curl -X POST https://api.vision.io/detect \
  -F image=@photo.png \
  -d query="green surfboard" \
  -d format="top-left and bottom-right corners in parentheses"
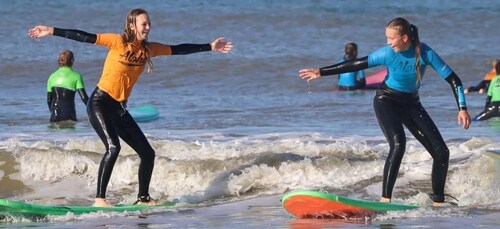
top-left (0, 198), bottom-right (175, 217)
top-left (485, 149), bottom-right (500, 160)
top-left (282, 190), bottom-right (419, 218)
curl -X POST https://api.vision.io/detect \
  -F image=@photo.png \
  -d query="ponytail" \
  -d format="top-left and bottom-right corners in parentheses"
top-left (411, 24), bottom-right (422, 84)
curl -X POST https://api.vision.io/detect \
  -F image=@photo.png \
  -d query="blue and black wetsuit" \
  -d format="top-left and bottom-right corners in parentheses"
top-left (337, 57), bottom-right (366, 91)
top-left (319, 43), bottom-right (467, 203)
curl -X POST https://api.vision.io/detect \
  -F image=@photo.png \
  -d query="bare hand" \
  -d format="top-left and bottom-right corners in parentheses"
top-left (458, 110), bottom-right (471, 129)
top-left (299, 68), bottom-right (321, 81)
top-left (211, 37), bottom-right (233, 53)
top-left (28, 25), bottom-right (53, 38)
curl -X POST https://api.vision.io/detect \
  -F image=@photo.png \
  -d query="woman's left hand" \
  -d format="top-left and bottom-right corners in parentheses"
top-left (211, 37), bottom-right (233, 53)
top-left (458, 110), bottom-right (471, 129)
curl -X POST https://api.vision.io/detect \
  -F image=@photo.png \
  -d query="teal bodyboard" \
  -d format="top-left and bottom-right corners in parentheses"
top-left (129, 105), bottom-right (159, 122)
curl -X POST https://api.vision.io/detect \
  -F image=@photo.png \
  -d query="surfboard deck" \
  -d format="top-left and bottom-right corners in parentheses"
top-left (282, 190), bottom-right (418, 219)
top-left (129, 105), bottom-right (159, 122)
top-left (485, 150), bottom-right (500, 160)
top-left (0, 198), bottom-right (175, 217)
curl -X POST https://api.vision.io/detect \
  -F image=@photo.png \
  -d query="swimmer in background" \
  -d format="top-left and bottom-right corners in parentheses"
top-left (47, 50), bottom-right (88, 127)
top-left (464, 59), bottom-right (499, 94)
top-left (473, 61), bottom-right (500, 121)
top-left (337, 43), bottom-right (366, 91)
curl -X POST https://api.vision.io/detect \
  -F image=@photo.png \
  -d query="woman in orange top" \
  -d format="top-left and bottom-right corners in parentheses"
top-left (464, 59), bottom-right (499, 94)
top-left (29, 8), bottom-right (233, 207)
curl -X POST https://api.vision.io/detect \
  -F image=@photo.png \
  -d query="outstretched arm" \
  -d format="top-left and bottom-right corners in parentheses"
top-left (445, 72), bottom-right (471, 129)
top-left (170, 37), bottom-right (233, 55)
top-left (28, 26), bottom-right (96, 44)
top-left (299, 57), bottom-right (369, 81)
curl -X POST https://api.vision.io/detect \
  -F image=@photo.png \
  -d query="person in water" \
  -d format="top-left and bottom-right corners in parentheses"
top-left (473, 61), bottom-right (500, 121)
top-left (464, 59), bottom-right (499, 94)
top-left (337, 43), bottom-right (366, 91)
top-left (29, 8), bottom-right (233, 207)
top-left (299, 17), bottom-right (471, 206)
top-left (47, 50), bottom-right (88, 126)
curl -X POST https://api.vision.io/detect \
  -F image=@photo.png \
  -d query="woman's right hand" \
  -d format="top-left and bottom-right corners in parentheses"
top-left (299, 68), bottom-right (321, 81)
top-left (28, 26), bottom-right (53, 38)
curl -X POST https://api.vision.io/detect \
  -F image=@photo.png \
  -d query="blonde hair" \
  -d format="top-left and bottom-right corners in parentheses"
top-left (124, 8), bottom-right (153, 74)
top-left (387, 18), bottom-right (421, 84)
top-left (58, 50), bottom-right (74, 67)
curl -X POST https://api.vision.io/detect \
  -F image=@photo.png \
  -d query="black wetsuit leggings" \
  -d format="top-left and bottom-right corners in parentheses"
top-left (87, 88), bottom-right (155, 199)
top-left (373, 84), bottom-right (449, 202)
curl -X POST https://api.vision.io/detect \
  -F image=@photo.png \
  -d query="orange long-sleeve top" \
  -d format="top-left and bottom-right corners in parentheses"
top-left (95, 34), bottom-right (172, 102)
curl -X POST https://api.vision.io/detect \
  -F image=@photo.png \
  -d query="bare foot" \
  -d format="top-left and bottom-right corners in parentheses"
top-left (380, 197), bottom-right (391, 203)
top-left (464, 88), bottom-right (469, 94)
top-left (479, 88), bottom-right (485, 93)
top-left (432, 202), bottom-right (442, 207)
top-left (93, 198), bottom-right (113, 207)
top-left (135, 198), bottom-right (165, 206)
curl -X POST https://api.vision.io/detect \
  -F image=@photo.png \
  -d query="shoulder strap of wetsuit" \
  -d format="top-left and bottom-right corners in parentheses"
top-left (53, 27), bottom-right (97, 44)
top-left (319, 56), bottom-right (369, 76)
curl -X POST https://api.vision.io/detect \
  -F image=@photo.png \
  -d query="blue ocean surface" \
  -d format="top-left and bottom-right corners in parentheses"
top-left (0, 0), bottom-right (499, 228)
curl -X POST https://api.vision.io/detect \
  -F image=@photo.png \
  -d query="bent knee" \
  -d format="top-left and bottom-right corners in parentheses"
top-left (140, 149), bottom-right (156, 162)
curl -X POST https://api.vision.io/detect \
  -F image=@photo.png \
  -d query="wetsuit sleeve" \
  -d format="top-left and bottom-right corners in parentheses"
top-left (319, 57), bottom-right (369, 76)
top-left (423, 44), bottom-right (453, 78)
top-left (47, 92), bottom-right (52, 111)
top-left (170, 43), bottom-right (211, 55)
top-left (445, 72), bottom-right (467, 111)
top-left (52, 27), bottom-right (97, 44)
top-left (77, 88), bottom-right (89, 105)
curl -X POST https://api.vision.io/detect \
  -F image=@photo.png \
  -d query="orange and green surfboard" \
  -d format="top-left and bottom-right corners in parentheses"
top-left (282, 190), bottom-right (419, 218)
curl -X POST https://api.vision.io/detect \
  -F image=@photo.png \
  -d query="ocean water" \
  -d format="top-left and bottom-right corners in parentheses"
top-left (1, 0), bottom-right (499, 228)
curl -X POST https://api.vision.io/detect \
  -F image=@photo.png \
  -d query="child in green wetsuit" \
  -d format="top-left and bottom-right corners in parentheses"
top-left (474, 61), bottom-right (500, 121)
top-left (47, 50), bottom-right (88, 124)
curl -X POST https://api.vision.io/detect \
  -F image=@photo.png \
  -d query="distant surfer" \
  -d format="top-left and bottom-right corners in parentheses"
top-left (47, 50), bottom-right (88, 127)
top-left (337, 43), bottom-right (366, 91)
top-left (29, 8), bottom-right (233, 207)
top-left (299, 17), bottom-right (471, 206)
top-left (464, 59), bottom-right (499, 94)
top-left (473, 60), bottom-right (500, 121)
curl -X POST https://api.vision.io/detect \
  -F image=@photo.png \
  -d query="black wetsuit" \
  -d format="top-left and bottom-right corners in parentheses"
top-left (48, 87), bottom-right (88, 122)
top-left (47, 66), bottom-right (88, 123)
top-left (52, 27), bottom-right (212, 200)
top-left (373, 83), bottom-right (449, 200)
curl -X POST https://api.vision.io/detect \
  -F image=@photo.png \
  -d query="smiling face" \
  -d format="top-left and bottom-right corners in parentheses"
top-left (385, 27), bottom-right (410, 52)
top-left (130, 13), bottom-right (151, 41)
